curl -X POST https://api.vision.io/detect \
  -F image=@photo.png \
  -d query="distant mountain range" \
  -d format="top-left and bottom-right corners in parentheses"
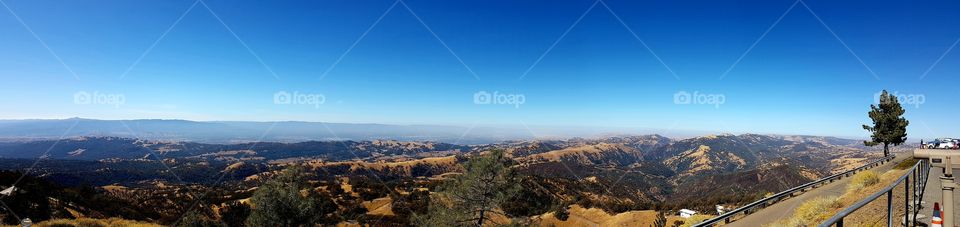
top-left (0, 118), bottom-right (875, 145)
top-left (0, 118), bottom-right (537, 144)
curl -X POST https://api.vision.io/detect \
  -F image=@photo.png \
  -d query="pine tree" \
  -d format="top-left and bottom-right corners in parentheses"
top-left (863, 90), bottom-right (909, 157)
top-left (219, 201), bottom-right (250, 227)
top-left (175, 211), bottom-right (224, 227)
top-left (245, 166), bottom-right (338, 226)
top-left (414, 149), bottom-right (520, 226)
top-left (391, 189), bottom-right (429, 221)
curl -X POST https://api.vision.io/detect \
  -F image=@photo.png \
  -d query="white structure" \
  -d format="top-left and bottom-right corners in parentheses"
top-left (0, 186), bottom-right (15, 196)
top-left (716, 205), bottom-right (726, 215)
top-left (679, 209), bottom-right (697, 218)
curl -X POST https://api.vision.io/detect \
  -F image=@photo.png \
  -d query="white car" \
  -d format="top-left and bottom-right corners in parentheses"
top-left (937, 140), bottom-right (958, 149)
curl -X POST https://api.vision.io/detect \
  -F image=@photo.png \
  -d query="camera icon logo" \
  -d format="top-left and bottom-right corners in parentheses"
top-left (474, 91), bottom-right (492, 104)
top-left (673, 91), bottom-right (691, 104)
top-left (274, 91), bottom-right (292, 104)
top-left (73, 91), bottom-right (91, 105)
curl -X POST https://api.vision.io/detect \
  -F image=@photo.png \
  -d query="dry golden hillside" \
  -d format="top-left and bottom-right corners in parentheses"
top-left (519, 143), bottom-right (641, 165)
top-left (537, 205), bottom-right (707, 227)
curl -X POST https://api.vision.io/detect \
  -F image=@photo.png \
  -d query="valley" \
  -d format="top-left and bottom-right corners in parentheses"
top-left (0, 134), bottom-right (887, 226)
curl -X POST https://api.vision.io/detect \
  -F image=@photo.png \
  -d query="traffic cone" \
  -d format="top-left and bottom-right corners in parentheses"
top-left (933, 202), bottom-right (943, 227)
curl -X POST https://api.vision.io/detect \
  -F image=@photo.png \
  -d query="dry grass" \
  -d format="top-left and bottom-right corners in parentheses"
top-left (362, 197), bottom-right (394, 216)
top-left (830, 158), bottom-right (869, 173)
top-left (847, 170), bottom-right (880, 193)
top-left (770, 167), bottom-right (911, 227)
top-left (520, 143), bottom-right (638, 164)
top-left (767, 196), bottom-right (843, 227)
top-left (893, 158), bottom-right (920, 170)
top-left (679, 214), bottom-right (714, 227)
top-left (536, 205), bottom-right (711, 227)
top-left (836, 170), bottom-right (910, 226)
top-left (304, 156), bottom-right (460, 176)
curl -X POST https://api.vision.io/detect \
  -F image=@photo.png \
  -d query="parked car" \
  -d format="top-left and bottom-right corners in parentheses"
top-left (921, 138), bottom-right (960, 149)
top-left (923, 140), bottom-right (941, 149)
top-left (937, 139), bottom-right (958, 149)
top-left (945, 138), bottom-right (957, 148)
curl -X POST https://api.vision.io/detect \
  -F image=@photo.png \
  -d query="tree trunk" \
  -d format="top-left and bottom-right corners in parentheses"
top-left (477, 209), bottom-right (485, 227)
top-left (883, 143), bottom-right (889, 157)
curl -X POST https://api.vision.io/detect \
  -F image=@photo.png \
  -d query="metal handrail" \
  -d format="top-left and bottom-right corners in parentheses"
top-left (819, 159), bottom-right (929, 227)
top-left (694, 155), bottom-right (895, 227)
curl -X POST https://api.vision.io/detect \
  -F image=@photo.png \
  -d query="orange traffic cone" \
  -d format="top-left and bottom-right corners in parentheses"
top-left (933, 202), bottom-right (943, 227)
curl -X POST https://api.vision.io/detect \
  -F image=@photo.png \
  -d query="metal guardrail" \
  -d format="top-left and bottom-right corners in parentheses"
top-left (819, 159), bottom-right (930, 227)
top-left (694, 155), bottom-right (896, 227)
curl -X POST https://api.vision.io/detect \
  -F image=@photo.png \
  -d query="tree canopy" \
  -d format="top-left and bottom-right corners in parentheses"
top-left (863, 90), bottom-right (909, 157)
top-left (415, 150), bottom-right (521, 226)
top-left (245, 166), bottom-right (337, 227)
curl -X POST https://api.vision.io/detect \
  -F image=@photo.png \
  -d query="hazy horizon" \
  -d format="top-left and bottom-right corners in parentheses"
top-left (0, 117), bottom-right (899, 144)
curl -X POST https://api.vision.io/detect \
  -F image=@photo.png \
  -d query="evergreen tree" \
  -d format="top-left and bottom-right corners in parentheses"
top-left (414, 149), bottom-right (520, 226)
top-left (245, 166), bottom-right (338, 226)
top-left (552, 205), bottom-right (570, 221)
top-left (219, 202), bottom-right (250, 227)
top-left (0, 172), bottom-right (53, 225)
top-left (502, 176), bottom-right (558, 217)
top-left (863, 90), bottom-right (909, 157)
top-left (391, 189), bottom-right (429, 221)
top-left (176, 210), bottom-right (224, 227)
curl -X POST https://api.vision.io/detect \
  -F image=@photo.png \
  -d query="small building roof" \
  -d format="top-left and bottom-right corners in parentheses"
top-left (0, 186), bottom-right (16, 196)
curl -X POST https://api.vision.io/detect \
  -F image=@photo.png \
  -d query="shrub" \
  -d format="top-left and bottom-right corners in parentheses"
top-left (767, 196), bottom-right (842, 227)
top-left (794, 196), bottom-right (841, 221)
top-left (848, 170), bottom-right (880, 192)
top-left (175, 211), bottom-right (224, 227)
top-left (894, 159), bottom-right (920, 170)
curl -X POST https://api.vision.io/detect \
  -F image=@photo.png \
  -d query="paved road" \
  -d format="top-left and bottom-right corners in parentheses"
top-left (918, 166), bottom-right (960, 226)
top-left (727, 155), bottom-right (908, 227)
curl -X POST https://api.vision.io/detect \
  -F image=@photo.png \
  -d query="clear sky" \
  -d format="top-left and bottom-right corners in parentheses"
top-left (0, 0), bottom-right (958, 139)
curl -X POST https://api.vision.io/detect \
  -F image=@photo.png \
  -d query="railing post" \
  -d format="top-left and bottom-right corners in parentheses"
top-left (905, 174), bottom-right (909, 227)
top-left (913, 167), bottom-right (919, 227)
top-left (887, 190), bottom-right (893, 227)
top-left (837, 218), bottom-right (843, 227)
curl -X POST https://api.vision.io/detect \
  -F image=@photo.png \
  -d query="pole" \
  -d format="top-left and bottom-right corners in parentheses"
top-left (888, 190), bottom-right (894, 227)
top-left (914, 166), bottom-right (919, 227)
top-left (943, 156), bottom-right (955, 227)
top-left (946, 156), bottom-right (954, 177)
top-left (905, 175), bottom-right (910, 226)
top-left (944, 181), bottom-right (954, 227)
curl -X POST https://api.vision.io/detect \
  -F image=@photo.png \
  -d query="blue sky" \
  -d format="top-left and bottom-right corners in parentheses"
top-left (0, 0), bottom-right (958, 139)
